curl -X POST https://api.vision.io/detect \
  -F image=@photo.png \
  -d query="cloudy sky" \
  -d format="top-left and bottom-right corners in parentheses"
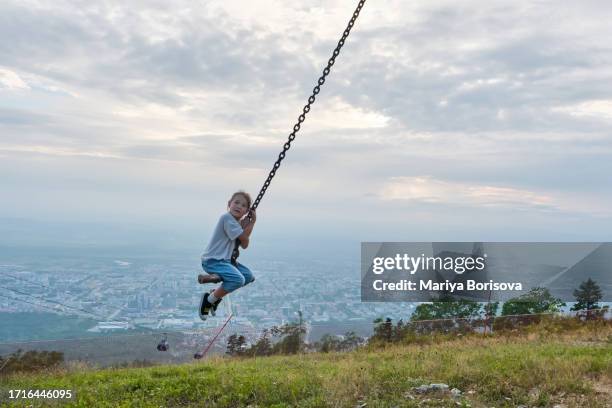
top-left (1, 0), bottom-right (612, 256)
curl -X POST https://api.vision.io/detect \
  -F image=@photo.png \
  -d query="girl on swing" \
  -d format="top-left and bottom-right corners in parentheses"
top-left (198, 191), bottom-right (256, 320)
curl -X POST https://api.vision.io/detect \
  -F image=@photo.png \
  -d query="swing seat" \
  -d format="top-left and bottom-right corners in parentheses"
top-left (198, 273), bottom-right (222, 284)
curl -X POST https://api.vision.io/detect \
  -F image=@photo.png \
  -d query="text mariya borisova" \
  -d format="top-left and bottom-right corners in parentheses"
top-left (372, 279), bottom-right (523, 292)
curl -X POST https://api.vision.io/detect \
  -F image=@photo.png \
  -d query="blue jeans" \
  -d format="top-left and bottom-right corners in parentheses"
top-left (201, 258), bottom-right (255, 293)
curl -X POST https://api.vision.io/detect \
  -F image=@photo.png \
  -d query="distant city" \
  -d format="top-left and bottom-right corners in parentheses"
top-left (0, 250), bottom-right (415, 344)
top-left (2, 245), bottom-right (610, 366)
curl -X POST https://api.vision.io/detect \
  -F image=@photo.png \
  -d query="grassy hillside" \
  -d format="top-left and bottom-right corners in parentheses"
top-left (1, 319), bottom-right (610, 407)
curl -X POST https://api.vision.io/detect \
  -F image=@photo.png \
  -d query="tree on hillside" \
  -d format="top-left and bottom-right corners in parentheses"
top-left (483, 302), bottom-right (499, 318)
top-left (501, 287), bottom-right (565, 316)
top-left (571, 278), bottom-right (603, 311)
top-left (244, 329), bottom-right (273, 357)
top-left (0, 349), bottom-right (64, 374)
top-left (339, 331), bottom-right (363, 351)
top-left (571, 278), bottom-right (609, 320)
top-left (316, 334), bottom-right (340, 353)
top-left (372, 317), bottom-right (393, 342)
top-left (236, 321), bottom-right (307, 358)
top-left (371, 318), bottom-right (410, 342)
top-left (315, 331), bottom-right (364, 353)
top-left (410, 296), bottom-right (482, 322)
top-left (226, 334), bottom-right (247, 357)
top-left (270, 322), bottom-right (306, 355)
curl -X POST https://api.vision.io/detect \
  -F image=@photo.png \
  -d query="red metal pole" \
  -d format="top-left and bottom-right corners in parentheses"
top-left (196, 313), bottom-right (234, 359)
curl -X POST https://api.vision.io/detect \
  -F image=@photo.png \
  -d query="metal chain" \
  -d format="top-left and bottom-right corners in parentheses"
top-left (231, 0), bottom-right (367, 265)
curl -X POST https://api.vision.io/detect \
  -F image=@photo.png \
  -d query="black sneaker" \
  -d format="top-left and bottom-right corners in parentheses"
top-left (199, 292), bottom-right (213, 320)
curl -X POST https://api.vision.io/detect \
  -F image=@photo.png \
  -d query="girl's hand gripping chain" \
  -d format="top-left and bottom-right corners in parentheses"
top-left (241, 209), bottom-right (256, 227)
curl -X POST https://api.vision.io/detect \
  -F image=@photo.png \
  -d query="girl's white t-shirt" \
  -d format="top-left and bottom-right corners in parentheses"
top-left (201, 212), bottom-right (244, 261)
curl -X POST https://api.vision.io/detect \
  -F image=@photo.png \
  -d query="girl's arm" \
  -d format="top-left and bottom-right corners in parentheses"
top-left (238, 210), bottom-right (256, 249)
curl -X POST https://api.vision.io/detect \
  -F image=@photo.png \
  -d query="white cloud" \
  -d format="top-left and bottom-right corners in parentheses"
top-left (304, 97), bottom-right (391, 131)
top-left (379, 175), bottom-right (612, 217)
top-left (380, 176), bottom-right (558, 210)
top-left (0, 67), bottom-right (29, 90)
top-left (552, 100), bottom-right (612, 121)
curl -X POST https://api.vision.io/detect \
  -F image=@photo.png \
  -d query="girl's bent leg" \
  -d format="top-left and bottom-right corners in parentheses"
top-left (203, 259), bottom-right (245, 294)
top-left (235, 262), bottom-right (255, 286)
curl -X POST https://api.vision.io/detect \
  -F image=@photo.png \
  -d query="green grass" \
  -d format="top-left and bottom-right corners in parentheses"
top-left (1, 320), bottom-right (610, 407)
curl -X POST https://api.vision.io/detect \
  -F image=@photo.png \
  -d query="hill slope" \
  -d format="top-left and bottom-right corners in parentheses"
top-left (1, 320), bottom-right (611, 407)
